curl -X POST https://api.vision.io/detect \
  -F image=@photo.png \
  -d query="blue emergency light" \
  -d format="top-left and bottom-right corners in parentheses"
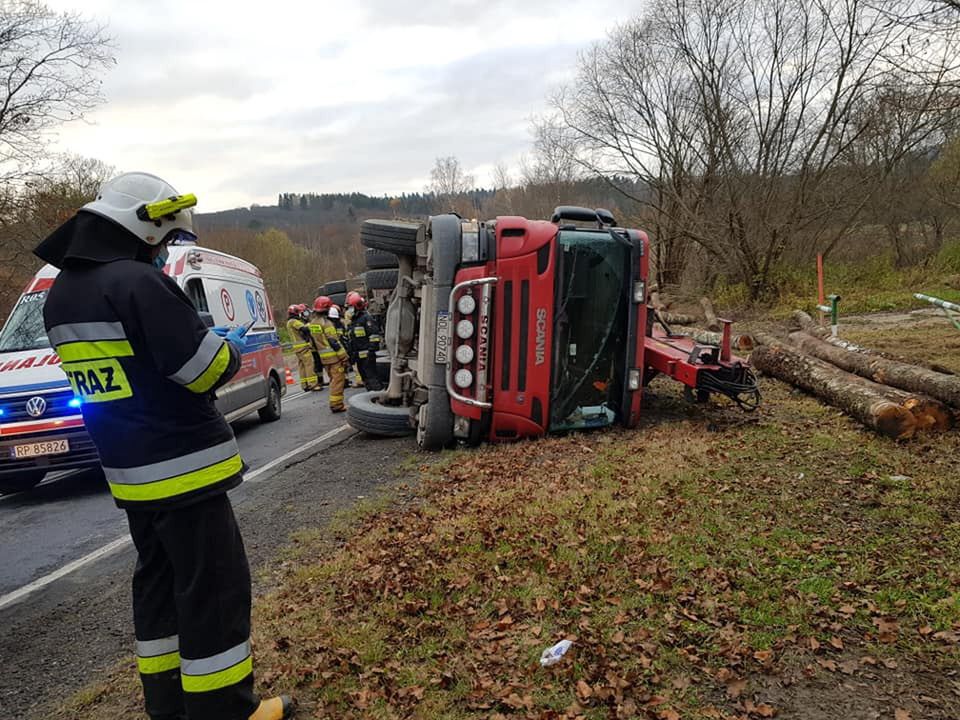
top-left (68, 398), bottom-right (82, 408)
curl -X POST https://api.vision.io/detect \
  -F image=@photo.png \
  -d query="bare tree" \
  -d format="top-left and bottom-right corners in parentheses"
top-left (555, 0), bottom-right (960, 299)
top-left (0, 2), bottom-right (113, 182)
top-left (427, 156), bottom-right (475, 197)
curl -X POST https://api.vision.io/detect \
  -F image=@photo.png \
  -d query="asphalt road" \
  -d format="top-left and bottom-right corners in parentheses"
top-left (0, 383), bottom-right (343, 598)
top-left (0, 377), bottom-right (416, 718)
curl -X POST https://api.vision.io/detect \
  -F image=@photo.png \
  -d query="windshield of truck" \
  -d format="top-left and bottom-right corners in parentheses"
top-left (0, 291), bottom-right (50, 353)
top-left (550, 230), bottom-right (631, 431)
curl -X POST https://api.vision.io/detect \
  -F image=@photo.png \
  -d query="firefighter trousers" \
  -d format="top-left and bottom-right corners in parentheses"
top-left (126, 493), bottom-right (259, 720)
top-left (294, 348), bottom-right (318, 390)
top-left (356, 354), bottom-right (383, 391)
top-left (324, 359), bottom-right (347, 411)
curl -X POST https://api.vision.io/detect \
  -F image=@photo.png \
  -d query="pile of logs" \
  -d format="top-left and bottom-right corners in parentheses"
top-left (649, 290), bottom-right (756, 350)
top-left (752, 311), bottom-right (958, 440)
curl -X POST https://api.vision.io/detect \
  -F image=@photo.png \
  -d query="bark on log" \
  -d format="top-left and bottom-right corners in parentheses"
top-left (788, 331), bottom-right (960, 411)
top-left (752, 344), bottom-right (917, 440)
top-left (700, 297), bottom-right (721, 331)
top-left (661, 312), bottom-right (699, 326)
top-left (676, 328), bottom-right (755, 351)
top-left (792, 310), bottom-right (955, 375)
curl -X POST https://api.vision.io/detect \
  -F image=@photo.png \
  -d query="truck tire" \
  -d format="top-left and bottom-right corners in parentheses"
top-left (0, 470), bottom-right (45, 495)
top-left (329, 291), bottom-right (346, 307)
top-left (365, 248), bottom-right (398, 270)
top-left (360, 220), bottom-right (421, 256)
top-left (347, 391), bottom-right (414, 437)
top-left (322, 280), bottom-right (348, 295)
top-left (363, 269), bottom-right (399, 291)
top-left (258, 376), bottom-right (282, 422)
top-left (428, 214), bottom-right (462, 286)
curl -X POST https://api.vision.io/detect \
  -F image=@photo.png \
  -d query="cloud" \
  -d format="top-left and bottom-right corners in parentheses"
top-left (47, 0), bottom-right (640, 210)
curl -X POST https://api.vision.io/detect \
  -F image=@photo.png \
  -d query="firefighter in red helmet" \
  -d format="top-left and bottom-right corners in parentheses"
top-left (286, 304), bottom-right (318, 391)
top-left (345, 291), bottom-right (383, 391)
top-left (309, 296), bottom-right (348, 412)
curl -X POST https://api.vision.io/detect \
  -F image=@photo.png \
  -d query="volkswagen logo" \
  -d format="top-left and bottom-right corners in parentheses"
top-left (25, 396), bottom-right (47, 418)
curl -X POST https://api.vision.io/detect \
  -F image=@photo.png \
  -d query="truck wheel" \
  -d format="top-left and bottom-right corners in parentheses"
top-left (365, 248), bottom-right (398, 270)
top-left (0, 470), bottom-right (46, 495)
top-left (416, 387), bottom-right (455, 450)
top-left (347, 391), bottom-right (414, 437)
top-left (321, 279), bottom-right (348, 295)
top-left (363, 269), bottom-right (399, 291)
top-left (360, 220), bottom-right (421, 256)
top-left (258, 376), bottom-right (282, 422)
top-left (329, 291), bottom-right (346, 307)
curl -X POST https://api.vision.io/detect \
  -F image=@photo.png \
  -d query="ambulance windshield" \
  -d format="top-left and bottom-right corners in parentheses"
top-left (0, 291), bottom-right (50, 352)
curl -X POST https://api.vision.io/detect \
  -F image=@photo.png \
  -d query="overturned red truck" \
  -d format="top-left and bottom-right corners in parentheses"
top-left (346, 207), bottom-right (759, 449)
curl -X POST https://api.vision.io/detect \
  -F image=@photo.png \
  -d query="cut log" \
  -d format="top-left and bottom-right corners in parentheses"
top-left (752, 344), bottom-right (917, 440)
top-left (700, 297), bottom-right (721, 331)
top-left (792, 310), bottom-right (955, 375)
top-left (789, 331), bottom-right (960, 410)
top-left (676, 328), bottom-right (755, 351)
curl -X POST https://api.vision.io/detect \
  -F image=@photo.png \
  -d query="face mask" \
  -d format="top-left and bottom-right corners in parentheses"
top-left (152, 245), bottom-right (169, 270)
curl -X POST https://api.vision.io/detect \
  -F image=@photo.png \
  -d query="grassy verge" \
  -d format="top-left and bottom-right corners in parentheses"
top-left (60, 368), bottom-right (960, 719)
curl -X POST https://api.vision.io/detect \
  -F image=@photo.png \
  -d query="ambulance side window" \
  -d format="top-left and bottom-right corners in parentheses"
top-left (185, 278), bottom-right (208, 312)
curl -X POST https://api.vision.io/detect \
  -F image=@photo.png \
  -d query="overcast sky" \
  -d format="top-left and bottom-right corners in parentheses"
top-left (45, 0), bottom-right (641, 212)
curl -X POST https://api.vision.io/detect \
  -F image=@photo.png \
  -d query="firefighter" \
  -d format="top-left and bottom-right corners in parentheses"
top-left (327, 304), bottom-right (355, 388)
top-left (345, 291), bottom-right (384, 391)
top-left (309, 296), bottom-right (349, 412)
top-left (34, 172), bottom-right (294, 720)
top-left (286, 304), bottom-right (318, 391)
top-left (301, 304), bottom-right (325, 390)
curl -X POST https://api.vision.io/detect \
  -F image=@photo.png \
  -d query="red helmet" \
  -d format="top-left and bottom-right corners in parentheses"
top-left (313, 295), bottom-right (332, 312)
top-left (287, 304), bottom-right (300, 318)
top-left (346, 291), bottom-right (366, 309)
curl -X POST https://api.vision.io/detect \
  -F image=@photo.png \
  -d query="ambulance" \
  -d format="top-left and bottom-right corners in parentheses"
top-left (0, 242), bottom-right (286, 495)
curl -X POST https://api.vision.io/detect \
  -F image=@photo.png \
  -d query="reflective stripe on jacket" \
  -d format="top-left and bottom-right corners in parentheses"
top-left (43, 258), bottom-right (243, 509)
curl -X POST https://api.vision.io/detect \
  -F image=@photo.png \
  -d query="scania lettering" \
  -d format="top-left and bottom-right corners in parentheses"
top-left (0, 243), bottom-right (287, 495)
top-left (348, 207), bottom-right (760, 449)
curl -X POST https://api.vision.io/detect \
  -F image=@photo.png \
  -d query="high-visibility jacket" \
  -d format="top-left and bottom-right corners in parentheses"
top-left (346, 309), bottom-right (382, 361)
top-left (286, 318), bottom-right (314, 354)
top-left (43, 259), bottom-right (243, 510)
top-left (309, 316), bottom-right (347, 365)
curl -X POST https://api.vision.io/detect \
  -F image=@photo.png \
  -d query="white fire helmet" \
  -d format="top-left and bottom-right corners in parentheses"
top-left (82, 172), bottom-right (197, 246)
top-left (328, 305), bottom-right (341, 320)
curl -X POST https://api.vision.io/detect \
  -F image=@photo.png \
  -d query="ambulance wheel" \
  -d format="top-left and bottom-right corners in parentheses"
top-left (259, 377), bottom-right (282, 422)
top-left (347, 391), bottom-right (414, 437)
top-left (365, 248), bottom-right (398, 270)
top-left (0, 470), bottom-right (45, 495)
top-left (360, 219), bottom-right (421, 256)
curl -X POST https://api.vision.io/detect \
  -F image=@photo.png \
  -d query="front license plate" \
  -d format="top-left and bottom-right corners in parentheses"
top-left (10, 439), bottom-right (70, 459)
top-left (435, 311), bottom-right (451, 364)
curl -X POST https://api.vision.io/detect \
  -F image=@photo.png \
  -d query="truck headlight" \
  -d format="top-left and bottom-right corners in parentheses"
top-left (628, 369), bottom-right (641, 390)
top-left (457, 293), bottom-right (476, 315)
top-left (456, 319), bottom-right (474, 339)
top-left (456, 344), bottom-right (474, 363)
top-left (454, 368), bottom-right (473, 388)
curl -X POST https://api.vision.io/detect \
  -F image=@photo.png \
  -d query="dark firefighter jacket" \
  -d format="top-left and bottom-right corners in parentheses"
top-left (37, 212), bottom-right (243, 510)
top-left (346, 309), bottom-right (382, 361)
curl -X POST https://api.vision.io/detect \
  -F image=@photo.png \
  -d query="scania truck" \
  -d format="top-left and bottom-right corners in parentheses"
top-left (345, 206), bottom-right (759, 449)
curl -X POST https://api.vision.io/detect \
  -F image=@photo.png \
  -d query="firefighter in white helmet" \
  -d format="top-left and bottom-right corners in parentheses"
top-left (35, 173), bottom-right (295, 720)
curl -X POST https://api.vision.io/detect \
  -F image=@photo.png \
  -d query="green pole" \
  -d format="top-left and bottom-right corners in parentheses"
top-left (827, 294), bottom-right (840, 337)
